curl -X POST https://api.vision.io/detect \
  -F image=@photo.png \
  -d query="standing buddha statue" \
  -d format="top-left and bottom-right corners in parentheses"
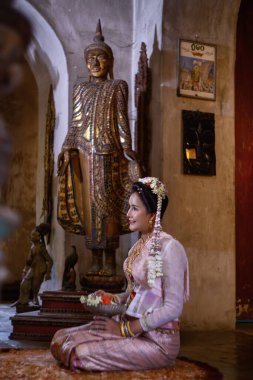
top-left (57, 20), bottom-right (141, 287)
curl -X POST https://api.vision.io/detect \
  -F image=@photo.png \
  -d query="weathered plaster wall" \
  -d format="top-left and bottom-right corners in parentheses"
top-left (160, 0), bottom-right (241, 329)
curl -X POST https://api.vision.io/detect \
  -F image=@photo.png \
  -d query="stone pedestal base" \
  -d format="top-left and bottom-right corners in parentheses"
top-left (10, 283), bottom-right (126, 341)
top-left (10, 291), bottom-right (92, 341)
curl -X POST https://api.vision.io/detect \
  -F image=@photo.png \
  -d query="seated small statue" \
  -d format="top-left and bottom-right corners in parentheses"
top-left (62, 245), bottom-right (78, 291)
top-left (13, 223), bottom-right (53, 307)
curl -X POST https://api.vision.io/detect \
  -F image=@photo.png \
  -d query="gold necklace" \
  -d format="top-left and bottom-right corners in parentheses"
top-left (125, 233), bottom-right (152, 292)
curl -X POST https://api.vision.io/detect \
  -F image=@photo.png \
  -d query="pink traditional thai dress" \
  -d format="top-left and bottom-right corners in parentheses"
top-left (50, 232), bottom-right (189, 371)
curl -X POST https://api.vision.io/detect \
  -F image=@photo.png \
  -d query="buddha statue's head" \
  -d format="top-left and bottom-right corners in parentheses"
top-left (84, 19), bottom-right (114, 80)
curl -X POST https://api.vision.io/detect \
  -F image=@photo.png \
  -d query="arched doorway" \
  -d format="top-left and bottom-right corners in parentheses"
top-left (1, 0), bottom-right (69, 297)
top-left (235, 0), bottom-right (253, 321)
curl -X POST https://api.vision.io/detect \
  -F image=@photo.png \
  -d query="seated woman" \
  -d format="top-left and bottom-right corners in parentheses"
top-left (50, 177), bottom-right (189, 371)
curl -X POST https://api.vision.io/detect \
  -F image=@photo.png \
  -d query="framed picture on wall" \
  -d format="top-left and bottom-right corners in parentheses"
top-left (182, 110), bottom-right (216, 176)
top-left (177, 39), bottom-right (216, 100)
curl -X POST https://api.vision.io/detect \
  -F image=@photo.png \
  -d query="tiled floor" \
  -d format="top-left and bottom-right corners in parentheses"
top-left (180, 327), bottom-right (253, 380)
top-left (1, 303), bottom-right (253, 379)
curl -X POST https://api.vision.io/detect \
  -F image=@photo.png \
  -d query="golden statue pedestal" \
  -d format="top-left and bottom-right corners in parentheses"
top-left (80, 274), bottom-right (125, 292)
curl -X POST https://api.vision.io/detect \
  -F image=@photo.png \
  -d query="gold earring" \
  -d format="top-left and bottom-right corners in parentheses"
top-left (148, 217), bottom-right (154, 231)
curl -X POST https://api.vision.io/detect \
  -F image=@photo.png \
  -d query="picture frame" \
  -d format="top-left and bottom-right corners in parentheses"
top-left (178, 39), bottom-right (216, 100)
top-left (182, 110), bottom-right (216, 176)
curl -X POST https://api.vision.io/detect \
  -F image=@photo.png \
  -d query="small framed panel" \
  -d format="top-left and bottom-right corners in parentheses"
top-left (178, 39), bottom-right (216, 100)
top-left (183, 110), bottom-right (216, 176)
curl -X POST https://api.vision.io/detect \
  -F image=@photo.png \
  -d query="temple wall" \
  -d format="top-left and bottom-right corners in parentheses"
top-left (159, 0), bottom-right (240, 329)
top-left (128, 0), bottom-right (241, 329)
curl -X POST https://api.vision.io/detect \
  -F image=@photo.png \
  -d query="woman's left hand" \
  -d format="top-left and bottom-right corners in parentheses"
top-left (89, 316), bottom-right (121, 336)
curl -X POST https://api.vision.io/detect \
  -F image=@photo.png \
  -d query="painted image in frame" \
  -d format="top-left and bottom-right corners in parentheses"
top-left (178, 39), bottom-right (216, 100)
top-left (183, 110), bottom-right (216, 176)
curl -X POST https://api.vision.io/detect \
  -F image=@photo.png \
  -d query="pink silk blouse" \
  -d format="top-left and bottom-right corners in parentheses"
top-left (116, 232), bottom-right (189, 331)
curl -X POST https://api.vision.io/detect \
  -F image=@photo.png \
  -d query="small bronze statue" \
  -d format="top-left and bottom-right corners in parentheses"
top-left (13, 223), bottom-right (53, 309)
top-left (62, 245), bottom-right (78, 291)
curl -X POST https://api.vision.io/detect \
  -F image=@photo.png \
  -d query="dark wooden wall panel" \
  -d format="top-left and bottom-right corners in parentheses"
top-left (235, 0), bottom-right (253, 320)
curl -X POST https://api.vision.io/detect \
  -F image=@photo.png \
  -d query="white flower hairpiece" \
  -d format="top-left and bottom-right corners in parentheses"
top-left (138, 177), bottom-right (167, 199)
top-left (137, 177), bottom-right (168, 287)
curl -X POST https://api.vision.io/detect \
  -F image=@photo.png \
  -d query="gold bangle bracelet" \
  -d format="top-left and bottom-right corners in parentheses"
top-left (126, 321), bottom-right (135, 337)
top-left (120, 322), bottom-right (126, 337)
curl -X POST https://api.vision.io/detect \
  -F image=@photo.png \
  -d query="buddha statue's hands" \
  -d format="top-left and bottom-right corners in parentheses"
top-left (124, 149), bottom-right (138, 161)
top-left (124, 149), bottom-right (146, 174)
top-left (57, 150), bottom-right (70, 176)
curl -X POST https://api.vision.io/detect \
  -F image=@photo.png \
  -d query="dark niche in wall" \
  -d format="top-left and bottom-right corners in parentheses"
top-left (182, 110), bottom-right (216, 176)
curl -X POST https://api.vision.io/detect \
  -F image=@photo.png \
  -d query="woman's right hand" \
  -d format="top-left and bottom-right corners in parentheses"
top-left (57, 150), bottom-right (70, 176)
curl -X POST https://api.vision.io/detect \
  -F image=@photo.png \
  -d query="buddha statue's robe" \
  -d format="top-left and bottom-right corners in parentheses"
top-left (57, 79), bottom-right (140, 250)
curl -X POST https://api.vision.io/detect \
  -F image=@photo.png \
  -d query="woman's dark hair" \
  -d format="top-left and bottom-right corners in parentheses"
top-left (132, 181), bottom-right (169, 218)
